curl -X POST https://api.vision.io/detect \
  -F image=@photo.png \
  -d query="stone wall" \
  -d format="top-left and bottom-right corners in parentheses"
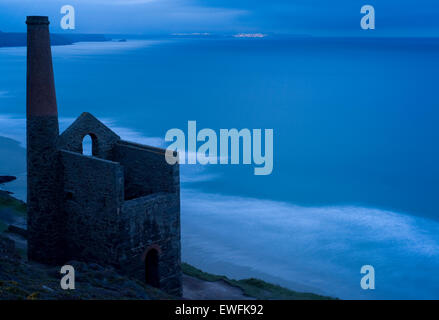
top-left (111, 141), bottom-right (178, 200)
top-left (119, 192), bottom-right (182, 296)
top-left (60, 150), bottom-right (124, 265)
top-left (58, 113), bottom-right (120, 159)
top-left (35, 114), bottom-right (182, 296)
top-left (0, 235), bottom-right (20, 261)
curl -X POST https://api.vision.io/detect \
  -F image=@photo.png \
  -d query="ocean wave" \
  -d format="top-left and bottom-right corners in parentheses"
top-left (181, 189), bottom-right (439, 299)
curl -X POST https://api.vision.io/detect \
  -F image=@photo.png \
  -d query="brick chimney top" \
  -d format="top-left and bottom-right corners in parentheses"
top-left (26, 15), bottom-right (58, 117)
top-left (26, 16), bottom-right (50, 25)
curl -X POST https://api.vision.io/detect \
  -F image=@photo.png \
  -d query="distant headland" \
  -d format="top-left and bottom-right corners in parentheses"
top-left (0, 30), bottom-right (110, 48)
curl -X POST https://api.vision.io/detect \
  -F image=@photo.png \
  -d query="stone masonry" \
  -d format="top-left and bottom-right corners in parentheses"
top-left (25, 16), bottom-right (182, 296)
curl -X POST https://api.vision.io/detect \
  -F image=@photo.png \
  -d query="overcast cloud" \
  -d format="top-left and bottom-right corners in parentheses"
top-left (0, 0), bottom-right (438, 36)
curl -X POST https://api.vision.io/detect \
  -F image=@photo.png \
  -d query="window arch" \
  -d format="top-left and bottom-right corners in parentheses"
top-left (81, 133), bottom-right (99, 156)
top-left (82, 134), bottom-right (93, 156)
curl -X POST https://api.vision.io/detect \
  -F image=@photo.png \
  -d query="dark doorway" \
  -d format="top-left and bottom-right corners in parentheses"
top-left (145, 249), bottom-right (160, 288)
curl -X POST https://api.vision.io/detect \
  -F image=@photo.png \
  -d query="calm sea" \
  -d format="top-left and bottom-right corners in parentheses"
top-left (0, 37), bottom-right (438, 299)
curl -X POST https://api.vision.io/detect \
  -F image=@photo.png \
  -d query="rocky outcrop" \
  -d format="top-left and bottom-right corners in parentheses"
top-left (6, 225), bottom-right (27, 239)
top-left (0, 176), bottom-right (16, 185)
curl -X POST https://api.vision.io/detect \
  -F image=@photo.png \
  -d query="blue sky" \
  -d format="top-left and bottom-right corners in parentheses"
top-left (0, 0), bottom-right (438, 36)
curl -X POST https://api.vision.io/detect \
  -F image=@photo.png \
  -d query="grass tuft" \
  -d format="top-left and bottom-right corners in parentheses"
top-left (0, 193), bottom-right (27, 216)
top-left (182, 262), bottom-right (336, 300)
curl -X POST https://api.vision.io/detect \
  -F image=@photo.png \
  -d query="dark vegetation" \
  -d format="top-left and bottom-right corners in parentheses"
top-left (0, 189), bottom-right (26, 217)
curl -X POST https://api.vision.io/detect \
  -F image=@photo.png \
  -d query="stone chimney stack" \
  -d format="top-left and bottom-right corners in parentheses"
top-left (26, 16), bottom-right (58, 118)
top-left (26, 16), bottom-right (63, 265)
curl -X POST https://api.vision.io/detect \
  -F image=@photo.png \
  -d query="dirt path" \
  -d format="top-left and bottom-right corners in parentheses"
top-left (182, 274), bottom-right (255, 300)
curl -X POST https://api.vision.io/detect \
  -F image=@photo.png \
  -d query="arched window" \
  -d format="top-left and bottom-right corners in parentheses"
top-left (82, 135), bottom-right (93, 156)
top-left (145, 249), bottom-right (160, 288)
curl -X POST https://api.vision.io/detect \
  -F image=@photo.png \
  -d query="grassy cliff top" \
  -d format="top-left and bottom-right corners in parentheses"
top-left (0, 191), bottom-right (26, 217)
top-left (181, 263), bottom-right (335, 300)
